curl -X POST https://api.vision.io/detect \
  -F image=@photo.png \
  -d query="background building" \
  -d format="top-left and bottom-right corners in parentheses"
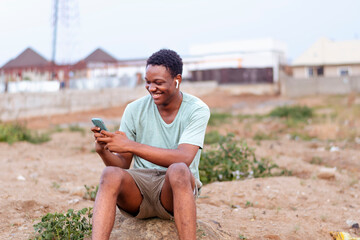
top-left (292, 38), bottom-right (360, 78)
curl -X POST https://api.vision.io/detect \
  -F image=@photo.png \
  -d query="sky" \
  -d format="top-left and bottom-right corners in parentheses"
top-left (0, 0), bottom-right (359, 66)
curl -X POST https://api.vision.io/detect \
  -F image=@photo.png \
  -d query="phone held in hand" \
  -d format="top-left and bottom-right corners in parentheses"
top-left (91, 118), bottom-right (108, 132)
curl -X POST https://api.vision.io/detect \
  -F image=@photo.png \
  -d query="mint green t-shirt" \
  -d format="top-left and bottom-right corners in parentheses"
top-left (119, 92), bottom-right (210, 181)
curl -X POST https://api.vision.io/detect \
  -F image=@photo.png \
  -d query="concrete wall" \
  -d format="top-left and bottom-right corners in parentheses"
top-left (281, 76), bottom-right (360, 97)
top-left (0, 81), bottom-right (278, 121)
top-left (0, 87), bottom-right (147, 121)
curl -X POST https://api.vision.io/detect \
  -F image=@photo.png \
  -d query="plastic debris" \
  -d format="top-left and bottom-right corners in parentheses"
top-left (330, 231), bottom-right (360, 240)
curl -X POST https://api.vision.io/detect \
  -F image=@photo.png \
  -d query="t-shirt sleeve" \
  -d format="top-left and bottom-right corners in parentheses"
top-left (119, 104), bottom-right (136, 141)
top-left (178, 106), bottom-right (210, 149)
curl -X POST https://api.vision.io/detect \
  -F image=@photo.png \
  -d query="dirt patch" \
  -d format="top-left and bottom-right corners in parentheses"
top-left (1, 91), bottom-right (360, 239)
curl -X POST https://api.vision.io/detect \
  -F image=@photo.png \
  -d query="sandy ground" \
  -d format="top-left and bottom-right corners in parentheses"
top-left (0, 91), bottom-right (359, 240)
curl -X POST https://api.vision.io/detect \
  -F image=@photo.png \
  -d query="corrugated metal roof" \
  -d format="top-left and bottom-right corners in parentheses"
top-left (1, 47), bottom-right (49, 69)
top-left (292, 38), bottom-right (360, 66)
top-left (83, 48), bottom-right (117, 63)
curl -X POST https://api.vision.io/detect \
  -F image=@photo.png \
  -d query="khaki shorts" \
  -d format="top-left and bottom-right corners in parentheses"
top-left (118, 168), bottom-right (202, 220)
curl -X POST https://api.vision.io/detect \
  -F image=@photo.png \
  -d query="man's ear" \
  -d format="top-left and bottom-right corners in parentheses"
top-left (175, 74), bottom-right (182, 88)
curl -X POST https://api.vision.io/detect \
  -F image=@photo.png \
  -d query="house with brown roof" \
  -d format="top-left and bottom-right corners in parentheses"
top-left (0, 47), bottom-right (70, 84)
top-left (292, 38), bottom-right (360, 78)
top-left (71, 48), bottom-right (119, 79)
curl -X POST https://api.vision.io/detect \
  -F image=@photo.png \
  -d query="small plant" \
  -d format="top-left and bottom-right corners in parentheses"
top-left (199, 133), bottom-right (288, 184)
top-left (239, 234), bottom-right (247, 239)
top-left (310, 156), bottom-right (323, 165)
top-left (293, 224), bottom-right (300, 233)
top-left (253, 131), bottom-right (277, 141)
top-left (83, 185), bottom-right (98, 201)
top-left (51, 182), bottom-right (61, 189)
top-left (204, 130), bottom-right (222, 145)
top-left (30, 207), bottom-right (93, 240)
top-left (208, 112), bottom-right (232, 126)
top-left (0, 122), bottom-right (50, 144)
top-left (68, 124), bottom-right (86, 135)
top-left (245, 201), bottom-right (253, 208)
top-left (290, 132), bottom-right (315, 141)
top-left (269, 105), bottom-right (313, 122)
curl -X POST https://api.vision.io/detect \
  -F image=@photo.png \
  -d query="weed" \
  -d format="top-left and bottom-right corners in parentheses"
top-left (245, 201), bottom-right (253, 208)
top-left (239, 234), bottom-right (247, 239)
top-left (51, 182), bottom-right (61, 190)
top-left (269, 105), bottom-right (313, 121)
top-left (199, 133), bottom-right (288, 184)
top-left (253, 132), bottom-right (277, 141)
top-left (293, 224), bottom-right (300, 233)
top-left (83, 185), bottom-right (98, 201)
top-left (208, 112), bottom-right (232, 126)
top-left (290, 132), bottom-right (315, 141)
top-left (52, 125), bottom-right (64, 133)
top-left (68, 124), bottom-right (86, 135)
top-left (0, 122), bottom-right (50, 144)
top-left (310, 156), bottom-right (323, 165)
top-left (30, 207), bottom-right (93, 240)
top-left (349, 178), bottom-right (359, 187)
top-left (204, 130), bottom-right (222, 145)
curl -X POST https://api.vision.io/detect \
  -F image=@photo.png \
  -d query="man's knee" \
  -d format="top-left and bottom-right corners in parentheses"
top-left (166, 163), bottom-right (192, 188)
top-left (99, 166), bottom-right (125, 192)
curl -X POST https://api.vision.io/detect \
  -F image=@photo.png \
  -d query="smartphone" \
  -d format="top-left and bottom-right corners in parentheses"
top-left (91, 118), bottom-right (108, 132)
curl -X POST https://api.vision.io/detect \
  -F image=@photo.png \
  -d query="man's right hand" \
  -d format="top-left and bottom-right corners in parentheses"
top-left (91, 126), bottom-right (107, 153)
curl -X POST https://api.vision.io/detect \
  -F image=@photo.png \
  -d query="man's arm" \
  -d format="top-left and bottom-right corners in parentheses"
top-left (96, 148), bottom-right (133, 169)
top-left (92, 126), bottom-right (133, 168)
top-left (98, 131), bottom-right (199, 167)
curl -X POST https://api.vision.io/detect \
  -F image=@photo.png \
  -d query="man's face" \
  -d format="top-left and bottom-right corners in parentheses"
top-left (145, 65), bottom-right (178, 106)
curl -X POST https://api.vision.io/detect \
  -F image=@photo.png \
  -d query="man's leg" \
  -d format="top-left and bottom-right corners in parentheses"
top-left (160, 163), bottom-right (196, 240)
top-left (92, 166), bottom-right (142, 240)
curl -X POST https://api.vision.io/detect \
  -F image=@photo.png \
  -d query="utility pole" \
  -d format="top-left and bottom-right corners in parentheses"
top-left (51, 0), bottom-right (59, 80)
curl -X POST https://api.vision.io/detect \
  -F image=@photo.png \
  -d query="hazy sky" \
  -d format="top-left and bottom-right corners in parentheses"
top-left (0, 0), bottom-right (359, 66)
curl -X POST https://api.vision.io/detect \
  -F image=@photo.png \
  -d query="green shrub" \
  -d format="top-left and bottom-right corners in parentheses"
top-left (204, 130), bottom-right (222, 145)
top-left (269, 105), bottom-right (313, 121)
top-left (68, 124), bottom-right (86, 134)
top-left (0, 122), bottom-right (50, 144)
top-left (30, 208), bottom-right (93, 240)
top-left (199, 133), bottom-right (287, 184)
top-left (253, 131), bottom-right (277, 141)
top-left (208, 112), bottom-right (232, 126)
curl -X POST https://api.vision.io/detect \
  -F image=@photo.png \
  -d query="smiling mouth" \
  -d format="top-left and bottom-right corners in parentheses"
top-left (152, 93), bottom-right (162, 99)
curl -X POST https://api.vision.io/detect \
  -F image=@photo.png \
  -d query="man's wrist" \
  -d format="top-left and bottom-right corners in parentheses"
top-left (127, 141), bottom-right (139, 154)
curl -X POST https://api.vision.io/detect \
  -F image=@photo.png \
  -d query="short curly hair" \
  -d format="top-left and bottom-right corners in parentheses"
top-left (146, 49), bottom-right (183, 78)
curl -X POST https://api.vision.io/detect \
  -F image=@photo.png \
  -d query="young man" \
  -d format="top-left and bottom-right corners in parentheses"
top-left (91, 49), bottom-right (210, 240)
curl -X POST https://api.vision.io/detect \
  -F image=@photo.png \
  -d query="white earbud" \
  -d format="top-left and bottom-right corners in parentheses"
top-left (175, 80), bottom-right (179, 89)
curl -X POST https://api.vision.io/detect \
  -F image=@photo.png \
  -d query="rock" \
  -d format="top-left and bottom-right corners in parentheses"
top-left (17, 175), bottom-right (26, 181)
top-left (67, 198), bottom-right (80, 204)
top-left (330, 146), bottom-right (340, 152)
top-left (317, 167), bottom-right (336, 180)
top-left (110, 211), bottom-right (232, 240)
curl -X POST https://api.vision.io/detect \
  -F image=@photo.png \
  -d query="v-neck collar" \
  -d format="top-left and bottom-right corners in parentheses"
top-left (153, 92), bottom-right (184, 127)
